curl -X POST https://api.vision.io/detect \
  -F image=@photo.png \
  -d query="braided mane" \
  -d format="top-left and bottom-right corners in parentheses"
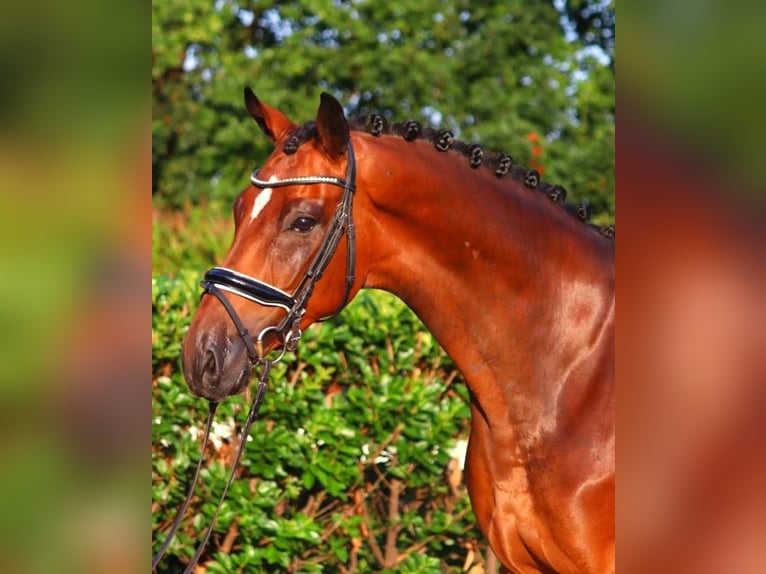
top-left (283, 115), bottom-right (614, 239)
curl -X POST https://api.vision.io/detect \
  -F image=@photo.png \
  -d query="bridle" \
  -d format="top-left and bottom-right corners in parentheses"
top-left (201, 140), bottom-right (357, 360)
top-left (152, 140), bottom-right (357, 572)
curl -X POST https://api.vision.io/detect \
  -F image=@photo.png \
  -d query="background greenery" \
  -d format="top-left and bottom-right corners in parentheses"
top-left (153, 1), bottom-right (614, 571)
top-left (152, 0), bottom-right (614, 218)
top-left (153, 275), bottom-right (483, 572)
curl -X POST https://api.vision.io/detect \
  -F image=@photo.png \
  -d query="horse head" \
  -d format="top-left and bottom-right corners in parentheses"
top-left (182, 89), bottom-right (365, 401)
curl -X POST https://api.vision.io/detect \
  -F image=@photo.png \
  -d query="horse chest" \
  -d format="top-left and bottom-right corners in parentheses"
top-left (465, 429), bottom-right (586, 573)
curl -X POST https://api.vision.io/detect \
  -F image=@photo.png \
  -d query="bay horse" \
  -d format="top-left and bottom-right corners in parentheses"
top-left (182, 89), bottom-right (615, 573)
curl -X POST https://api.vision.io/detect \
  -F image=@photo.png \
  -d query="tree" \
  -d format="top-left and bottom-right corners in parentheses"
top-left (152, 0), bottom-right (614, 219)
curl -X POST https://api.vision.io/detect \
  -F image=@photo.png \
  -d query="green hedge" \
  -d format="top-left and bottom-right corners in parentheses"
top-left (152, 271), bottom-right (485, 572)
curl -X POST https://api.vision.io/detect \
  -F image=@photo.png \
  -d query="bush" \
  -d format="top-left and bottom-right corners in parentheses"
top-left (152, 201), bottom-right (234, 275)
top-left (152, 271), bottom-right (486, 572)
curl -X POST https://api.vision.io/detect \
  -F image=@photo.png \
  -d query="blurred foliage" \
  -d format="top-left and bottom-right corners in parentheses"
top-left (152, 199), bottom-right (234, 275)
top-left (563, 0), bottom-right (615, 58)
top-left (152, 272), bottom-right (484, 572)
top-left (152, 0), bottom-right (614, 218)
top-left (621, 1), bottom-right (765, 194)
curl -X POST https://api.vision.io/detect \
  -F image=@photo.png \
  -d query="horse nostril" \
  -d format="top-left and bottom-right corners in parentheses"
top-left (200, 347), bottom-right (220, 388)
top-left (203, 350), bottom-right (216, 375)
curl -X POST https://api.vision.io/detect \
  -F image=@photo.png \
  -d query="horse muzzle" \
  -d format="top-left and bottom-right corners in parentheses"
top-left (181, 326), bottom-right (252, 402)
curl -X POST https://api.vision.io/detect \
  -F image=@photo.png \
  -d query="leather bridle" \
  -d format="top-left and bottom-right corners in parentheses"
top-left (200, 140), bottom-right (357, 360)
top-left (153, 141), bottom-right (357, 572)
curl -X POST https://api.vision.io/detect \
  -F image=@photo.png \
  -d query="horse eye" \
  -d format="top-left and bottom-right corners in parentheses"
top-left (289, 216), bottom-right (316, 233)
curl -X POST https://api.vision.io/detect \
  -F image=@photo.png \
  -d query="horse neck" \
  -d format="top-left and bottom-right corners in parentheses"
top-left (354, 134), bottom-right (614, 430)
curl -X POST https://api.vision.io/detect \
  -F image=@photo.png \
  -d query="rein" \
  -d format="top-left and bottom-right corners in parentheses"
top-left (152, 360), bottom-right (272, 573)
top-left (152, 141), bottom-right (357, 572)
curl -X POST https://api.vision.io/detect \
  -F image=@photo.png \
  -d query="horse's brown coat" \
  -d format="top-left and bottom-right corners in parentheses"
top-left (182, 93), bottom-right (615, 573)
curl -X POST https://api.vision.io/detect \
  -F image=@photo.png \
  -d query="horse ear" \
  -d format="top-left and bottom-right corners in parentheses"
top-left (243, 87), bottom-right (297, 142)
top-left (316, 92), bottom-right (349, 159)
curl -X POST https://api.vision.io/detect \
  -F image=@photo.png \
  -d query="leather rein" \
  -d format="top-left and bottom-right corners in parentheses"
top-left (152, 141), bottom-right (357, 572)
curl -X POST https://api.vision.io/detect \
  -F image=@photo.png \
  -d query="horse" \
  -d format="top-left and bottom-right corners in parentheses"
top-left (181, 89), bottom-right (615, 573)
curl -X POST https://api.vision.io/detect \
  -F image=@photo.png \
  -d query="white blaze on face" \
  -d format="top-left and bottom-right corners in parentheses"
top-left (250, 176), bottom-right (277, 221)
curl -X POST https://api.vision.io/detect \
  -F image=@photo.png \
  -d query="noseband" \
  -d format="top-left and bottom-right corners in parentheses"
top-left (201, 141), bottom-right (357, 362)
